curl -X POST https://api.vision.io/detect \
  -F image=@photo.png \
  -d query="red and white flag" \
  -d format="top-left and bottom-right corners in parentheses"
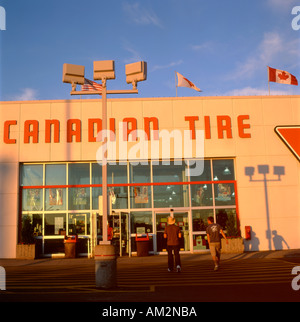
top-left (268, 67), bottom-right (298, 86)
top-left (176, 72), bottom-right (201, 92)
top-left (81, 78), bottom-right (103, 91)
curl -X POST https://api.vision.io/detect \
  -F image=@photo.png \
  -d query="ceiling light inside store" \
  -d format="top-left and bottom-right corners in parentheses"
top-left (223, 167), bottom-right (231, 175)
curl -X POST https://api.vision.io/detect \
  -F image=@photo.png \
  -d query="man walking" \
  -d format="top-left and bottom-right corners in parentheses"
top-left (164, 216), bottom-right (182, 272)
top-left (206, 216), bottom-right (228, 271)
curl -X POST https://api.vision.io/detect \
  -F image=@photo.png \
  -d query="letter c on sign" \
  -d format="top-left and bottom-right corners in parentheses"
top-left (291, 266), bottom-right (300, 291)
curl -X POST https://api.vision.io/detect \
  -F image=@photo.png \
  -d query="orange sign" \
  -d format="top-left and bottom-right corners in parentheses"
top-left (275, 126), bottom-right (300, 162)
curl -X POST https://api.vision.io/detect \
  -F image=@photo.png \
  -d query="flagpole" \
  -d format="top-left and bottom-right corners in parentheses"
top-left (175, 71), bottom-right (178, 97)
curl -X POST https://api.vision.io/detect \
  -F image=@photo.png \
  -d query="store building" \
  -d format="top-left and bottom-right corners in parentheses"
top-left (0, 95), bottom-right (299, 258)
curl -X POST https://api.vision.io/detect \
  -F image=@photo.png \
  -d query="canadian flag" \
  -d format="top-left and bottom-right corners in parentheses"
top-left (176, 72), bottom-right (202, 92)
top-left (268, 67), bottom-right (298, 86)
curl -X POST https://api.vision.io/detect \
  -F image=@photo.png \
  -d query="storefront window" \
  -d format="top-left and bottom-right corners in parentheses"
top-left (92, 163), bottom-right (102, 184)
top-left (129, 164), bottom-right (151, 183)
top-left (44, 213), bottom-right (66, 236)
top-left (92, 187), bottom-right (102, 209)
top-left (191, 184), bottom-right (213, 206)
top-left (20, 214), bottom-right (42, 243)
top-left (153, 184), bottom-right (189, 208)
top-left (212, 159), bottom-right (235, 181)
top-left (192, 209), bottom-right (214, 232)
top-left (45, 164), bottom-right (66, 185)
top-left (69, 187), bottom-right (90, 210)
top-left (21, 164), bottom-right (43, 186)
top-left (45, 188), bottom-right (66, 211)
top-left (130, 186), bottom-right (151, 209)
top-left (193, 234), bottom-right (209, 251)
top-left (153, 161), bottom-right (187, 183)
top-left (68, 213), bottom-right (90, 235)
top-left (22, 189), bottom-right (43, 211)
top-left (19, 158), bottom-right (238, 255)
top-left (92, 163), bottom-right (102, 210)
top-left (174, 212), bottom-right (190, 251)
top-left (110, 186), bottom-right (128, 209)
top-left (214, 183), bottom-right (235, 206)
top-left (189, 160), bottom-right (211, 182)
top-left (108, 163), bottom-right (127, 184)
top-left (68, 163), bottom-right (90, 185)
top-left (216, 209), bottom-right (238, 235)
top-left (131, 211), bottom-right (153, 234)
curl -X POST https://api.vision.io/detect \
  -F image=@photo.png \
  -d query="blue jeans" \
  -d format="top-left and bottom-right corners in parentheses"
top-left (167, 245), bottom-right (181, 270)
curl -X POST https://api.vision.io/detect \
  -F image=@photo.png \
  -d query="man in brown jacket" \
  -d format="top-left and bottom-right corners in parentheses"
top-left (164, 216), bottom-right (182, 272)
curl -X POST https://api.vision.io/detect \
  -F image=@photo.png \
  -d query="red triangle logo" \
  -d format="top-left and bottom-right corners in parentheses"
top-left (275, 126), bottom-right (300, 162)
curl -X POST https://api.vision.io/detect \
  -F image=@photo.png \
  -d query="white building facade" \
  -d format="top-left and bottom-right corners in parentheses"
top-left (0, 95), bottom-right (299, 258)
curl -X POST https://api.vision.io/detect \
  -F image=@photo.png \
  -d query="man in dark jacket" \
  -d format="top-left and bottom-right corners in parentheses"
top-left (164, 216), bottom-right (182, 272)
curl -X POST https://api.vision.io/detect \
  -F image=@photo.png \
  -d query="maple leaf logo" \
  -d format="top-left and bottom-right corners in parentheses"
top-left (278, 71), bottom-right (289, 81)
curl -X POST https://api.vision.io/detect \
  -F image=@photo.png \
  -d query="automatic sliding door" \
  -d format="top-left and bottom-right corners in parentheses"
top-left (109, 212), bottom-right (129, 256)
top-left (155, 212), bottom-right (190, 252)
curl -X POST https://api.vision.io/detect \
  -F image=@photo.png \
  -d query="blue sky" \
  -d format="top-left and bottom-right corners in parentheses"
top-left (0, 0), bottom-right (300, 101)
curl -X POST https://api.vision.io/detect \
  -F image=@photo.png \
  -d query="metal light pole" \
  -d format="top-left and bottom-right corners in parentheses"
top-left (101, 78), bottom-right (108, 244)
top-left (63, 60), bottom-right (147, 288)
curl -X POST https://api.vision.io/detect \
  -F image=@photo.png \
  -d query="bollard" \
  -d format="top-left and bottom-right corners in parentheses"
top-left (95, 244), bottom-right (117, 289)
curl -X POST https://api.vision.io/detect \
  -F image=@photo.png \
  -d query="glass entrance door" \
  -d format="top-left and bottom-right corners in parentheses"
top-left (66, 213), bottom-right (91, 256)
top-left (110, 212), bottom-right (129, 256)
top-left (155, 212), bottom-right (190, 253)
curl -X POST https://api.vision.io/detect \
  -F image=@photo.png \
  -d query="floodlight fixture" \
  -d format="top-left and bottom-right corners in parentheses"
top-left (125, 61), bottom-right (147, 89)
top-left (93, 60), bottom-right (115, 82)
top-left (62, 63), bottom-right (85, 90)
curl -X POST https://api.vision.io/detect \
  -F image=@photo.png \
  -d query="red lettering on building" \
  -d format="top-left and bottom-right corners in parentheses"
top-left (88, 118), bottom-right (102, 142)
top-left (217, 115), bottom-right (233, 139)
top-left (144, 117), bottom-right (159, 140)
top-left (67, 119), bottom-right (81, 143)
top-left (185, 116), bottom-right (199, 140)
top-left (45, 119), bottom-right (60, 143)
top-left (123, 117), bottom-right (137, 141)
top-left (2, 115), bottom-right (251, 144)
top-left (24, 120), bottom-right (39, 143)
top-left (4, 120), bottom-right (17, 144)
top-left (204, 116), bottom-right (211, 139)
top-left (237, 115), bottom-right (251, 138)
top-left (184, 115), bottom-right (250, 139)
top-left (109, 118), bottom-right (116, 141)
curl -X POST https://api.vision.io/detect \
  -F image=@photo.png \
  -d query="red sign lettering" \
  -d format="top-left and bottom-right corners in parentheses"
top-left (2, 115), bottom-right (251, 144)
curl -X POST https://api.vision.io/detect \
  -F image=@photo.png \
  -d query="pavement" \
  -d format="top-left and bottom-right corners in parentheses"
top-left (1, 249), bottom-right (300, 305)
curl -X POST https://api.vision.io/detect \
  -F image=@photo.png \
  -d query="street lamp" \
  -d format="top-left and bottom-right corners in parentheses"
top-left (63, 60), bottom-right (147, 289)
top-left (62, 63), bottom-right (85, 91)
top-left (63, 60), bottom-right (147, 244)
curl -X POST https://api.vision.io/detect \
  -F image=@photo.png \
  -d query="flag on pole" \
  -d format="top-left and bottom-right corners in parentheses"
top-left (81, 78), bottom-right (103, 92)
top-left (268, 67), bottom-right (298, 86)
top-left (176, 72), bottom-right (202, 92)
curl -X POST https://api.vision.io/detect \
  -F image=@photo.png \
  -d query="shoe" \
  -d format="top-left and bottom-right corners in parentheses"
top-left (214, 265), bottom-right (219, 271)
top-left (168, 268), bottom-right (173, 272)
top-left (176, 265), bottom-right (181, 273)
